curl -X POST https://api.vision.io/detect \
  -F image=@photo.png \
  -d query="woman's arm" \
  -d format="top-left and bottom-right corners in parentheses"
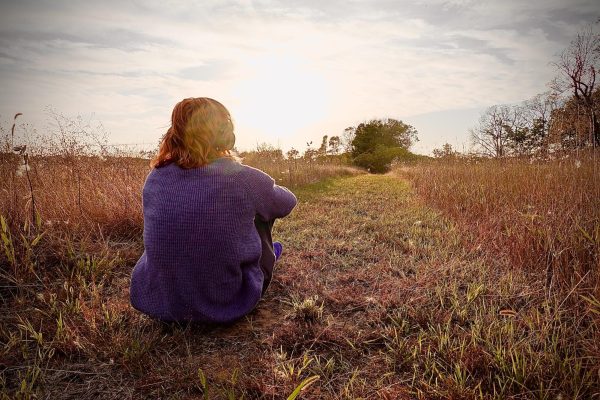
top-left (241, 166), bottom-right (297, 221)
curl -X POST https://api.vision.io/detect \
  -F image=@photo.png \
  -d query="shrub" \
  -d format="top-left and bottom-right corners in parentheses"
top-left (354, 146), bottom-right (419, 173)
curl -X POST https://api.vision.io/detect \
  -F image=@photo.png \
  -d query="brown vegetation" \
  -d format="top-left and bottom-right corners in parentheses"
top-left (1, 114), bottom-right (599, 398)
top-left (2, 143), bottom-right (599, 398)
top-left (399, 155), bottom-right (600, 293)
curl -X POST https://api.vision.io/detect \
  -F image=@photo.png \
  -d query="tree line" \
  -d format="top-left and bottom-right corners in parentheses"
top-left (469, 25), bottom-right (599, 158)
top-left (239, 118), bottom-right (420, 174)
top-left (243, 25), bottom-right (600, 169)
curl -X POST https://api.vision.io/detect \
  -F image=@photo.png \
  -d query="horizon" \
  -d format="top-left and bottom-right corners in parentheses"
top-left (0, 0), bottom-right (597, 155)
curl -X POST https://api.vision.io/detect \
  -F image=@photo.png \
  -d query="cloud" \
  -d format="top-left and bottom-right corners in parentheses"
top-left (0, 0), bottom-right (597, 154)
top-left (176, 61), bottom-right (235, 81)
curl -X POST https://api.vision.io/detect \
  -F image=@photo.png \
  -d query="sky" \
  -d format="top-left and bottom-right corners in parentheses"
top-left (0, 0), bottom-right (597, 155)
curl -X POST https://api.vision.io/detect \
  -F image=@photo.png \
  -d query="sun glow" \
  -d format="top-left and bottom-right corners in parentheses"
top-left (231, 54), bottom-right (330, 146)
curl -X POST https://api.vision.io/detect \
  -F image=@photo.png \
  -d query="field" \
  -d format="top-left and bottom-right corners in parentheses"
top-left (1, 152), bottom-right (599, 399)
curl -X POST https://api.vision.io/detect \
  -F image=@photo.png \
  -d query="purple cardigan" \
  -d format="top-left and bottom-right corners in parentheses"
top-left (130, 157), bottom-right (297, 323)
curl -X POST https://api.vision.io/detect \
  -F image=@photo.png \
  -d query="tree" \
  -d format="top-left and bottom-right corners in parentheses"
top-left (318, 135), bottom-right (328, 157)
top-left (328, 136), bottom-right (341, 155)
top-left (552, 26), bottom-right (600, 147)
top-left (471, 105), bottom-right (523, 157)
top-left (342, 127), bottom-right (355, 153)
top-left (303, 141), bottom-right (318, 162)
top-left (286, 147), bottom-right (299, 160)
top-left (505, 122), bottom-right (533, 157)
top-left (432, 143), bottom-right (458, 158)
top-left (520, 92), bottom-right (558, 155)
top-left (350, 118), bottom-right (418, 173)
top-left (353, 147), bottom-right (416, 173)
top-left (351, 119), bottom-right (417, 157)
top-left (547, 92), bottom-right (596, 151)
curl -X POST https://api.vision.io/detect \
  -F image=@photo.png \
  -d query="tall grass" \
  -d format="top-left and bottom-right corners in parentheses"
top-left (400, 155), bottom-right (600, 293)
top-left (0, 120), bottom-right (360, 398)
top-left (239, 155), bottom-right (360, 189)
top-left (4, 114), bottom-right (599, 398)
top-left (1, 154), bottom-right (359, 235)
top-left (0, 118), bottom-right (361, 283)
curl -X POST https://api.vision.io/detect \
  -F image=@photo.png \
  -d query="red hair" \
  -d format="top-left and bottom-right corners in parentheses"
top-left (151, 97), bottom-right (236, 169)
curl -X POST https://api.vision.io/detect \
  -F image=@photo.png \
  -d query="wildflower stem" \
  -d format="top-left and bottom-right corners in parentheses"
top-left (23, 154), bottom-right (36, 227)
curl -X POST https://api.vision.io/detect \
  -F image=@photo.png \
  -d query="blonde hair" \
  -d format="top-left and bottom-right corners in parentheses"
top-left (151, 97), bottom-right (236, 169)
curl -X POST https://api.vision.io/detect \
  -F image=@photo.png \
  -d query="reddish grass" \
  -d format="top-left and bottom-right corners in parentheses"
top-left (1, 140), bottom-right (599, 398)
top-left (399, 155), bottom-right (600, 293)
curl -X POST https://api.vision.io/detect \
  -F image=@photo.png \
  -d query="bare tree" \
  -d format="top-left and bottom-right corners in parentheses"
top-left (432, 143), bottom-right (458, 158)
top-left (470, 105), bottom-right (523, 157)
top-left (341, 127), bottom-right (355, 153)
top-left (552, 26), bottom-right (600, 147)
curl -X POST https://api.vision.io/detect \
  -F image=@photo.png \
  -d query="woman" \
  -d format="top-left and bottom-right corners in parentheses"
top-left (130, 97), bottom-right (297, 323)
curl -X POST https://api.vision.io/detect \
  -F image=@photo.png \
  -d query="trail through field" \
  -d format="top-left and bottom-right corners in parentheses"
top-left (38, 175), bottom-right (541, 398)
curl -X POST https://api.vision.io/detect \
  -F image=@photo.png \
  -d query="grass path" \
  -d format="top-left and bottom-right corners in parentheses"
top-left (124, 174), bottom-right (503, 399)
top-left (260, 174), bottom-right (495, 398)
top-left (7, 174), bottom-right (593, 399)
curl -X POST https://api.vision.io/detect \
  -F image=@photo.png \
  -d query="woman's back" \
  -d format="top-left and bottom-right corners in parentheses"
top-left (130, 157), bottom-right (296, 323)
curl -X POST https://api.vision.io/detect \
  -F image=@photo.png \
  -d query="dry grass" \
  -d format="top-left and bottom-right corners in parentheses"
top-left (242, 157), bottom-right (361, 189)
top-left (399, 155), bottom-right (600, 293)
top-left (1, 135), bottom-right (600, 398)
top-left (0, 153), bottom-right (359, 239)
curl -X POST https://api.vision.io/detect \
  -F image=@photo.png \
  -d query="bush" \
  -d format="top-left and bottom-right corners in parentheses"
top-left (353, 146), bottom-right (418, 173)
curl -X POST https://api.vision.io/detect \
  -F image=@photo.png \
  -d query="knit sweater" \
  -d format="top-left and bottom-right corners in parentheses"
top-left (130, 157), bottom-right (297, 323)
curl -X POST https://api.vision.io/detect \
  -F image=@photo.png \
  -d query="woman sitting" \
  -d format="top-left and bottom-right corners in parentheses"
top-left (130, 97), bottom-right (297, 323)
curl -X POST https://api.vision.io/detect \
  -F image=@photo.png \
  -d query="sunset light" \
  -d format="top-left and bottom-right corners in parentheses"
top-left (232, 53), bottom-right (330, 143)
top-left (5, 1), bottom-right (596, 154)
